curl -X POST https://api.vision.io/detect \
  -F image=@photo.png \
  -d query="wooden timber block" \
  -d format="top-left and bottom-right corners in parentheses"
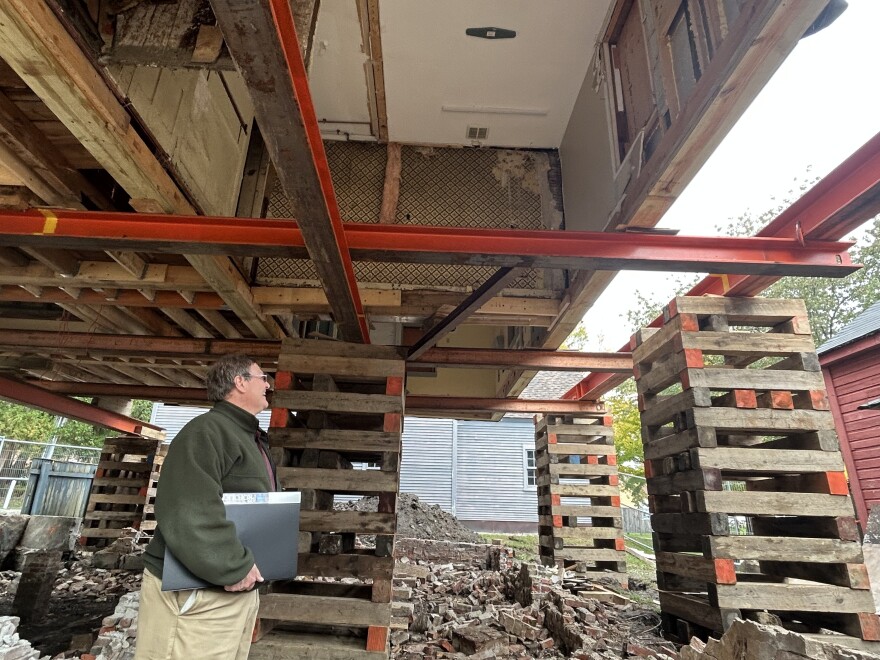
top-left (249, 630), bottom-right (388, 659)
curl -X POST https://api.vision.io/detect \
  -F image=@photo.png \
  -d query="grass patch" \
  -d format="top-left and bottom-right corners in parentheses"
top-left (479, 533), bottom-right (539, 562)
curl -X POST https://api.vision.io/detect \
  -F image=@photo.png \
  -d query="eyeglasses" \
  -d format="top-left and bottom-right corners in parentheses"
top-left (242, 373), bottom-right (269, 382)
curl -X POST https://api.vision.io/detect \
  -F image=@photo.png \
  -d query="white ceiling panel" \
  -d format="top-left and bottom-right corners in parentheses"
top-left (380, 0), bottom-right (610, 148)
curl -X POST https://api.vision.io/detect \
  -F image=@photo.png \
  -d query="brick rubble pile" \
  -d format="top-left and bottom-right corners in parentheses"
top-left (0, 616), bottom-right (48, 660)
top-left (391, 557), bottom-right (676, 659)
top-left (681, 619), bottom-right (880, 660)
top-left (81, 593), bottom-right (139, 660)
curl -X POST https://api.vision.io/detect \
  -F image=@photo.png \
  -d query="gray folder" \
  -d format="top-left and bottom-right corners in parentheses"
top-left (162, 492), bottom-right (300, 591)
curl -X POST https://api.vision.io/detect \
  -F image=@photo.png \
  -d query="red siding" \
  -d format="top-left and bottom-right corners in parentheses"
top-left (824, 346), bottom-right (880, 529)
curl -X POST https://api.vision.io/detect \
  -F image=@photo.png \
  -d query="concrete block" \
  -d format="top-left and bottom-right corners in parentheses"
top-left (0, 516), bottom-right (28, 567)
top-left (18, 515), bottom-right (80, 552)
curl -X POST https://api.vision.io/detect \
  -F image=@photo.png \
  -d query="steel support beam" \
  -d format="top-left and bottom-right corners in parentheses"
top-left (0, 209), bottom-right (858, 277)
top-left (565, 130), bottom-right (880, 401)
top-left (0, 376), bottom-right (164, 436)
top-left (211, 0), bottom-right (368, 343)
top-left (408, 268), bottom-right (519, 360)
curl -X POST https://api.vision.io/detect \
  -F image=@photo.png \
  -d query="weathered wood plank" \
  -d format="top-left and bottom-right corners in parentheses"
top-left (656, 552), bottom-right (735, 584)
top-left (710, 583), bottom-right (875, 613)
top-left (259, 593), bottom-right (391, 626)
top-left (0, 0), bottom-right (280, 339)
top-left (269, 428), bottom-right (400, 453)
top-left (693, 491), bottom-right (854, 517)
top-left (273, 391), bottom-right (402, 415)
top-left (249, 630), bottom-right (386, 660)
top-left (549, 463), bottom-right (617, 477)
top-left (687, 408), bottom-right (836, 433)
top-left (278, 354), bottom-right (404, 378)
top-left (690, 447), bottom-right (844, 473)
top-left (667, 297), bottom-right (807, 324)
top-left (299, 511), bottom-right (395, 534)
top-left (556, 548), bottom-right (625, 562)
top-left (278, 467), bottom-right (397, 493)
top-left (297, 553), bottom-right (394, 580)
top-left (708, 536), bottom-right (863, 563)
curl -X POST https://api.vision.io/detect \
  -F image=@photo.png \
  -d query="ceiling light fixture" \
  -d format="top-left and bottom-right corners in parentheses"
top-left (466, 27), bottom-right (516, 40)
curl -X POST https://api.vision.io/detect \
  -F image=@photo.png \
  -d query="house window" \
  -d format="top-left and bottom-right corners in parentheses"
top-left (523, 446), bottom-right (537, 489)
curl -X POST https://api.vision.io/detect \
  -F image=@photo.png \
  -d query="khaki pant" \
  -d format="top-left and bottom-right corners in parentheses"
top-left (134, 570), bottom-right (259, 660)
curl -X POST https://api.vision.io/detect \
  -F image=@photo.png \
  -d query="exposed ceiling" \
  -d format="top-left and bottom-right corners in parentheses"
top-left (311, 0), bottom-right (612, 148)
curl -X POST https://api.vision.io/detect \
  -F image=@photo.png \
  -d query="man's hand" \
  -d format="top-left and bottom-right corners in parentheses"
top-left (225, 564), bottom-right (263, 592)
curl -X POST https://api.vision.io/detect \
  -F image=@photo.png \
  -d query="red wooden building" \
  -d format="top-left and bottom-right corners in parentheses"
top-left (819, 301), bottom-right (880, 530)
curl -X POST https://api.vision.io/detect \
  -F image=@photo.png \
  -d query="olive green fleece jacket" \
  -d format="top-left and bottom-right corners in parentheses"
top-left (143, 400), bottom-right (277, 587)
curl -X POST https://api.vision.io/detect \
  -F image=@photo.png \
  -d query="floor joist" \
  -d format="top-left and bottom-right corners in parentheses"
top-left (0, 330), bottom-right (631, 372)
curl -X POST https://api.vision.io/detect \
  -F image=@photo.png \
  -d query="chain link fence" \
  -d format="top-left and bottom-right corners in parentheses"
top-left (0, 438), bottom-right (101, 510)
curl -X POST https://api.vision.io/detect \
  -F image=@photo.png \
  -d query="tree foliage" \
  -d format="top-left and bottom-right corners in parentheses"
top-left (0, 399), bottom-right (154, 447)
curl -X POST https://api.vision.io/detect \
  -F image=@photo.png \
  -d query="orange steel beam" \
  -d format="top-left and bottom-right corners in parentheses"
top-left (211, 0), bottom-right (368, 343)
top-left (0, 210), bottom-right (858, 277)
top-left (0, 376), bottom-right (164, 435)
top-left (565, 130), bottom-right (880, 401)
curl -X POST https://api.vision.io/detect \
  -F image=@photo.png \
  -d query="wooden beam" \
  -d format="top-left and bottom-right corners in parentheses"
top-left (211, 0), bottom-right (367, 342)
top-left (408, 267), bottom-right (520, 360)
top-left (411, 347), bottom-right (632, 373)
top-left (0, 0), bottom-right (282, 340)
top-left (364, 0), bottom-right (388, 141)
top-left (0, 90), bottom-right (111, 209)
top-left (406, 396), bottom-right (605, 415)
top-left (27, 380), bottom-right (207, 403)
top-left (159, 307), bottom-right (214, 339)
top-left (378, 143), bottom-right (401, 223)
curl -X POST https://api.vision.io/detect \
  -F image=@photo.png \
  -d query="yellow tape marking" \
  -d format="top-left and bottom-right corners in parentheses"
top-left (709, 273), bottom-right (731, 293)
top-left (37, 209), bottom-right (58, 235)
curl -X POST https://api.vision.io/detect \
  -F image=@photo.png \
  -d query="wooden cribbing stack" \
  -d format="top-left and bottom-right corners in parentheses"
top-left (80, 434), bottom-right (167, 547)
top-left (632, 296), bottom-right (879, 644)
top-left (535, 412), bottom-right (627, 584)
top-left (251, 338), bottom-right (403, 660)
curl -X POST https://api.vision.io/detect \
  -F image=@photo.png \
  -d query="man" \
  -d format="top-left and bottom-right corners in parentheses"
top-left (136, 354), bottom-right (275, 660)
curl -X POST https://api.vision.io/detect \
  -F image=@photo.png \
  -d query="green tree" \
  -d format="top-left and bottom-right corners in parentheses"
top-left (606, 378), bottom-right (647, 504)
top-left (0, 399), bottom-right (154, 447)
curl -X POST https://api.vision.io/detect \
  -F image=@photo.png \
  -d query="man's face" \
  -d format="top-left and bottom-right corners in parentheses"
top-left (237, 363), bottom-right (271, 415)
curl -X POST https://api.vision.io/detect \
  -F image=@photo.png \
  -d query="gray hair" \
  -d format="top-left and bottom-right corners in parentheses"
top-left (207, 354), bottom-right (256, 402)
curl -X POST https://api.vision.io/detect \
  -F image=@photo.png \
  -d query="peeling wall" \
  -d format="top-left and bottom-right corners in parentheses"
top-left (262, 142), bottom-right (565, 291)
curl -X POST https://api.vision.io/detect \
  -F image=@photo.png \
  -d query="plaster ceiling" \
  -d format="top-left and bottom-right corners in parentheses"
top-left (309, 0), bottom-right (612, 148)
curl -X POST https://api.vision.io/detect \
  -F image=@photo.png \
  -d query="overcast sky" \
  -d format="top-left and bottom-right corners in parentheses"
top-left (581, 0), bottom-right (880, 350)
